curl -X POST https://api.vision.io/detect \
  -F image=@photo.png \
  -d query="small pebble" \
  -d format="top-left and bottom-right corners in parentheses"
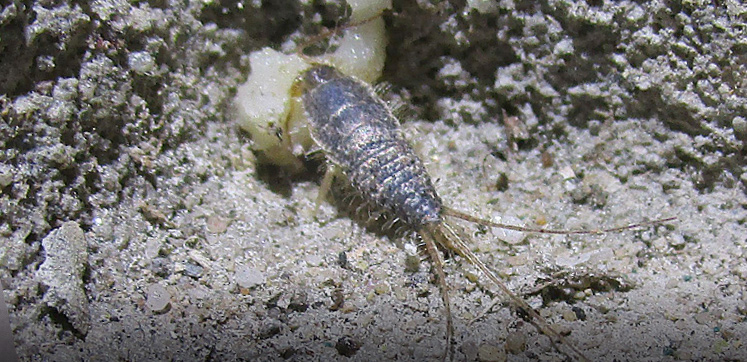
top-left (572, 306), bottom-right (587, 321)
top-left (188, 285), bottom-right (208, 300)
top-left (145, 283), bottom-right (171, 313)
top-left (506, 255), bottom-right (527, 266)
top-left (183, 262), bottom-right (204, 278)
top-left (463, 269), bottom-right (479, 283)
top-left (552, 323), bottom-right (572, 336)
top-left (494, 172), bottom-right (509, 191)
top-left (330, 288), bottom-right (345, 311)
top-left (540, 151), bottom-right (554, 168)
top-left (559, 165), bottom-right (576, 180)
top-left (404, 254), bottom-right (421, 273)
top-left (733, 116), bottom-right (747, 138)
top-left (393, 285), bottom-right (408, 301)
top-left (563, 309), bottom-right (577, 322)
top-left (258, 320), bottom-right (281, 339)
top-left (668, 234), bottom-right (687, 248)
top-left (149, 257), bottom-right (171, 277)
top-left (236, 266), bottom-right (265, 289)
top-left (337, 251), bottom-right (349, 269)
top-left (335, 336), bottom-right (362, 357)
top-left (374, 282), bottom-right (390, 295)
top-left (288, 291), bottom-right (309, 312)
top-left (676, 350), bottom-right (692, 360)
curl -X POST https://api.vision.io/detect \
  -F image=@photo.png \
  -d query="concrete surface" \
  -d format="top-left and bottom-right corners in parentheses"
top-left (1, 0), bottom-right (746, 361)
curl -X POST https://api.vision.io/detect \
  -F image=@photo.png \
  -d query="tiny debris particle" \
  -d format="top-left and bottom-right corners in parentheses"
top-left (540, 150), bottom-right (554, 168)
top-left (259, 320), bottom-right (282, 339)
top-left (288, 291), bottom-right (309, 312)
top-left (494, 172), bottom-right (509, 192)
top-left (149, 257), bottom-right (171, 277)
top-left (138, 202), bottom-right (173, 227)
top-left (559, 165), bottom-right (576, 180)
top-left (572, 306), bottom-right (587, 321)
top-left (236, 266), bottom-right (265, 289)
top-left (329, 287), bottom-right (345, 311)
top-left (145, 283), bottom-right (171, 313)
top-left (463, 269), bottom-right (479, 283)
top-left (552, 322), bottom-right (573, 336)
top-left (563, 308), bottom-right (577, 322)
top-left (404, 254), bottom-right (421, 273)
top-left (183, 262), bottom-right (204, 278)
top-left (393, 286), bottom-right (408, 301)
top-left (335, 336), bottom-right (362, 357)
top-left (337, 251), bottom-right (349, 269)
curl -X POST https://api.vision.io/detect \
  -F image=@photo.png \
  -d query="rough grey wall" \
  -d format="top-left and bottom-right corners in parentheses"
top-left (1, 0), bottom-right (746, 361)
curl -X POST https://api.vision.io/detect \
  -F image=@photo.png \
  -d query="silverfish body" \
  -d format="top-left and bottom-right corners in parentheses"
top-left (302, 64), bottom-right (443, 227)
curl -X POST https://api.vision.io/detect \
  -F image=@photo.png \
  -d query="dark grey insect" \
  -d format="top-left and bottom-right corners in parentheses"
top-left (302, 65), bottom-right (442, 228)
top-left (297, 64), bottom-right (674, 361)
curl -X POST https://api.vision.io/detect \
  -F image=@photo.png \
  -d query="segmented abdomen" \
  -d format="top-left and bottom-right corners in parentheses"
top-left (301, 65), bottom-right (442, 228)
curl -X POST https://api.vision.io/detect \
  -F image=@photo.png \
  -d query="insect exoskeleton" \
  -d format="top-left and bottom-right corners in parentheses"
top-left (300, 64), bottom-right (443, 228)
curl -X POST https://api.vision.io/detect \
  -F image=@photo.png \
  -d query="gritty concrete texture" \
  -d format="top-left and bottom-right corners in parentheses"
top-left (1, 0), bottom-right (746, 361)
